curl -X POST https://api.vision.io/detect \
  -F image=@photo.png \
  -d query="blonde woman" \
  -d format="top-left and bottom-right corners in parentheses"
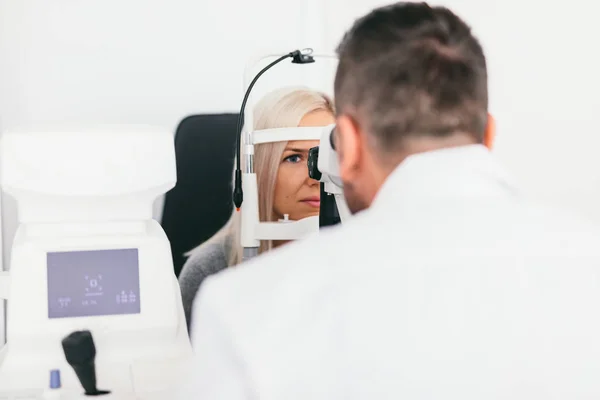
top-left (178, 86), bottom-right (335, 329)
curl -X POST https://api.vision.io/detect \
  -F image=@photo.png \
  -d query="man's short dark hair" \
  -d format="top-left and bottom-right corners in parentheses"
top-left (334, 2), bottom-right (488, 153)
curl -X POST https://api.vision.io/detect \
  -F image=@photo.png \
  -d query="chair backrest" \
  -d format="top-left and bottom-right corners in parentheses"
top-left (161, 114), bottom-right (238, 277)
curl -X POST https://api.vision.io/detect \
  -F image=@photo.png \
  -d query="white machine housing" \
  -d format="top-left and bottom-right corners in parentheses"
top-left (0, 125), bottom-right (192, 397)
top-left (315, 124), bottom-right (351, 221)
top-left (239, 52), bottom-right (349, 255)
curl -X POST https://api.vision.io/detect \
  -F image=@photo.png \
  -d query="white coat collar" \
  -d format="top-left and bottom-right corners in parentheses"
top-left (372, 144), bottom-right (520, 209)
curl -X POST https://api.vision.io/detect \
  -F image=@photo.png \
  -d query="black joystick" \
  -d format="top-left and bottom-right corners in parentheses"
top-left (61, 330), bottom-right (110, 396)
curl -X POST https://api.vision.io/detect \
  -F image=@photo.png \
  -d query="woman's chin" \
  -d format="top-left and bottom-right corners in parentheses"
top-left (279, 209), bottom-right (320, 221)
top-left (299, 210), bottom-right (320, 219)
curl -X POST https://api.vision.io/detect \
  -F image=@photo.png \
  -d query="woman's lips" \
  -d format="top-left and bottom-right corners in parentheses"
top-left (302, 197), bottom-right (320, 208)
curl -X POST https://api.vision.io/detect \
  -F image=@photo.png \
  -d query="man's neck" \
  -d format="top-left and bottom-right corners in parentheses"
top-left (364, 133), bottom-right (481, 206)
top-left (386, 133), bottom-right (479, 168)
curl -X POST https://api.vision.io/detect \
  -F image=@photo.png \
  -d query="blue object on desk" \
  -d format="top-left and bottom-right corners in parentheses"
top-left (50, 369), bottom-right (61, 389)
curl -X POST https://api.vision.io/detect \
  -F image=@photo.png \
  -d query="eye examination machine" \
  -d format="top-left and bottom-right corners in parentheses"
top-left (0, 126), bottom-right (192, 398)
top-left (235, 49), bottom-right (351, 261)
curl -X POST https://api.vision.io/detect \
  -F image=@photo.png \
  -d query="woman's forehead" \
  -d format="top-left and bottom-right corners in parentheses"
top-left (285, 140), bottom-right (320, 150)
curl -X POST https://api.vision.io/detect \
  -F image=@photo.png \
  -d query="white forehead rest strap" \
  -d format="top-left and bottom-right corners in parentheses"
top-left (251, 127), bottom-right (324, 144)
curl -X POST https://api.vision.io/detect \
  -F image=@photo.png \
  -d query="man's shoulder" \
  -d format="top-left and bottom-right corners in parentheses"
top-left (522, 200), bottom-right (600, 236)
top-left (203, 222), bottom-right (347, 286)
top-left (193, 218), bottom-right (363, 319)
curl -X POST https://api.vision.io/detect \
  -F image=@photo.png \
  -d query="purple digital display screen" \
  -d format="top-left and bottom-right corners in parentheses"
top-left (47, 248), bottom-right (141, 319)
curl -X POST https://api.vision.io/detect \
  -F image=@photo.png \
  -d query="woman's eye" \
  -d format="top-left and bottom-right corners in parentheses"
top-left (284, 154), bottom-right (302, 163)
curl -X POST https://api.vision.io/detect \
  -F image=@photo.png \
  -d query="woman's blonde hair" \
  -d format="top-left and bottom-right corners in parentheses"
top-left (186, 86), bottom-right (334, 266)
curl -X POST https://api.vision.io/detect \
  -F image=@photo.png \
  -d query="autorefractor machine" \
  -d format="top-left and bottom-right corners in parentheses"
top-left (0, 126), bottom-right (192, 399)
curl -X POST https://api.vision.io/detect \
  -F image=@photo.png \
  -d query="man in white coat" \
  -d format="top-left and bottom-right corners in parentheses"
top-left (178, 2), bottom-right (600, 399)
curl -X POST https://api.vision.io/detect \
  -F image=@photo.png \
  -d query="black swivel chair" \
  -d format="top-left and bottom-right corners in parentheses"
top-left (161, 113), bottom-right (239, 277)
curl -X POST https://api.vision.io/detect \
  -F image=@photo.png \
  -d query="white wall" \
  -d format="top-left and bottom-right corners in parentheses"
top-left (1, 0), bottom-right (599, 343)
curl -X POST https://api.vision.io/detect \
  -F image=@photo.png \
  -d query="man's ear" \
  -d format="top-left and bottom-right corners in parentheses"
top-left (335, 114), bottom-right (362, 183)
top-left (483, 113), bottom-right (496, 149)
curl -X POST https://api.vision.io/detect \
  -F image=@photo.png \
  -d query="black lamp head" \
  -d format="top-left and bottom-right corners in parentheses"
top-left (291, 48), bottom-right (316, 64)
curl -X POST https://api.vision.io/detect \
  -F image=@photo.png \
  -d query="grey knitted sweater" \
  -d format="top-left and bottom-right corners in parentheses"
top-left (178, 234), bottom-right (232, 333)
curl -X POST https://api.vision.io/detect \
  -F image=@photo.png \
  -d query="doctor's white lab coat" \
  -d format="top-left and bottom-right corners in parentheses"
top-left (178, 145), bottom-right (600, 399)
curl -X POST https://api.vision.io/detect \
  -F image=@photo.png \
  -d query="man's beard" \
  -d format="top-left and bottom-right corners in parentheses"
top-left (342, 180), bottom-right (370, 215)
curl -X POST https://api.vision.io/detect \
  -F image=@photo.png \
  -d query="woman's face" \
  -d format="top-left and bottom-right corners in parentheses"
top-left (273, 109), bottom-right (336, 221)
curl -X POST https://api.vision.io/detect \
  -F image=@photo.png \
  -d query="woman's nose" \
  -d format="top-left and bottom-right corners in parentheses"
top-left (307, 176), bottom-right (319, 186)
